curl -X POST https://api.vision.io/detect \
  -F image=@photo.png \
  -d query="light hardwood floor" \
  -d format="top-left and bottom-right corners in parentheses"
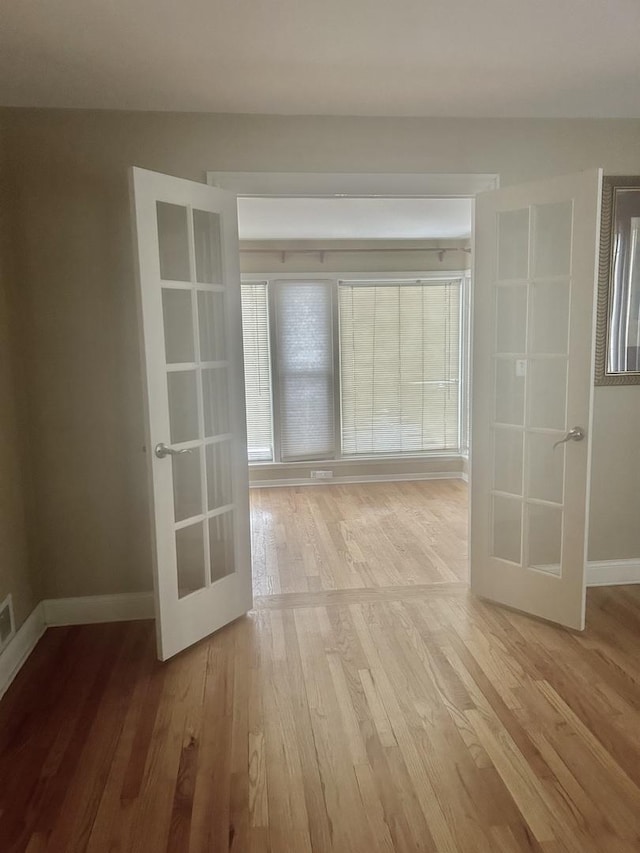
top-left (251, 480), bottom-right (469, 596)
top-left (1, 483), bottom-right (640, 852)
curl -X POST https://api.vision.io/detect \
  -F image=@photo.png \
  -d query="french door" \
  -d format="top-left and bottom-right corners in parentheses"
top-left (131, 164), bottom-right (603, 654)
top-left (471, 169), bottom-right (602, 630)
top-left (131, 167), bottom-right (252, 660)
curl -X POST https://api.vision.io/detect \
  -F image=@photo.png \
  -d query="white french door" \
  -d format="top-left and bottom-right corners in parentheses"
top-left (131, 167), bottom-right (252, 660)
top-left (471, 169), bottom-right (602, 630)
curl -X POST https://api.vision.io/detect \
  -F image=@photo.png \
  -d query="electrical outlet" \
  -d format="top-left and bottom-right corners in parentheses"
top-left (0, 595), bottom-right (15, 651)
top-left (310, 470), bottom-right (333, 480)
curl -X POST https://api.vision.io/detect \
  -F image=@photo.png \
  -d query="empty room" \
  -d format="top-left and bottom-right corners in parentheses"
top-left (1, 2), bottom-right (640, 852)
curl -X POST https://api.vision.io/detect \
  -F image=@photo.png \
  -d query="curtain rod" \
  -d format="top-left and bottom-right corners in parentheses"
top-left (240, 246), bottom-right (471, 263)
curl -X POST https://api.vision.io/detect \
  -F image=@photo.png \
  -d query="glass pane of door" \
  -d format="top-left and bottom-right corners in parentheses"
top-left (209, 511), bottom-right (235, 582)
top-left (167, 371), bottom-right (199, 443)
top-left (173, 448), bottom-right (202, 522)
top-left (162, 289), bottom-right (195, 363)
top-left (193, 209), bottom-right (222, 284)
top-left (157, 202), bottom-right (190, 281)
top-left (202, 368), bottom-right (230, 436)
top-left (527, 504), bottom-right (562, 575)
top-left (206, 441), bottom-right (233, 510)
top-left (198, 290), bottom-right (226, 361)
top-left (492, 495), bottom-right (522, 564)
top-left (176, 522), bottom-right (207, 598)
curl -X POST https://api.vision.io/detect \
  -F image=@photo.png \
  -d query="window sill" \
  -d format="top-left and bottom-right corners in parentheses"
top-left (248, 452), bottom-right (464, 469)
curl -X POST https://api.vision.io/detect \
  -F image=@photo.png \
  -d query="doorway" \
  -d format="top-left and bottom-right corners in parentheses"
top-left (233, 192), bottom-right (473, 600)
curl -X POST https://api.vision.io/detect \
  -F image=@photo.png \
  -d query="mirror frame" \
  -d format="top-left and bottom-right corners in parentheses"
top-left (595, 175), bottom-right (640, 386)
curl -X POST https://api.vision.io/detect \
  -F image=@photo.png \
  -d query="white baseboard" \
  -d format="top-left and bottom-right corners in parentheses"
top-left (0, 603), bottom-right (46, 701)
top-left (250, 471), bottom-right (464, 488)
top-left (43, 592), bottom-right (155, 626)
top-left (0, 592), bottom-right (155, 700)
top-left (587, 559), bottom-right (640, 587)
top-left (3, 558), bottom-right (637, 701)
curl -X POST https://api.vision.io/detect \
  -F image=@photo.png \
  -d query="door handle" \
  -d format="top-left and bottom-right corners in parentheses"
top-left (553, 426), bottom-right (585, 450)
top-left (154, 442), bottom-right (193, 459)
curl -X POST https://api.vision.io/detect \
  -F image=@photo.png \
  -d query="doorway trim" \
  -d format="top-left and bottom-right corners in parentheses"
top-left (206, 171), bottom-right (499, 198)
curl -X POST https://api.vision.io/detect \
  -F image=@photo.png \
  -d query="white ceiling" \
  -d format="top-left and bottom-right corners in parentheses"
top-left (1, 1), bottom-right (640, 117)
top-left (237, 198), bottom-right (472, 240)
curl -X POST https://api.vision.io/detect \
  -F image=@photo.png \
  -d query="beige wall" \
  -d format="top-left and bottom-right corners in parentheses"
top-left (0, 128), bottom-right (36, 629)
top-left (2, 109), bottom-right (640, 598)
top-left (0, 289), bottom-right (34, 629)
top-left (588, 387), bottom-right (640, 561)
top-left (249, 457), bottom-right (464, 486)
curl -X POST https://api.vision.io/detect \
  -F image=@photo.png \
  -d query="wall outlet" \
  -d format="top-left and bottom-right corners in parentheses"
top-left (0, 595), bottom-right (15, 652)
top-left (310, 470), bottom-right (334, 480)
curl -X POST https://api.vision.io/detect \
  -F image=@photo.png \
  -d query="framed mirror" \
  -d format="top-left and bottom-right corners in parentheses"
top-left (595, 175), bottom-right (640, 385)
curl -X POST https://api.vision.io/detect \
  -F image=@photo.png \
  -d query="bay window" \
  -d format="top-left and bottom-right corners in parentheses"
top-left (241, 274), bottom-right (465, 464)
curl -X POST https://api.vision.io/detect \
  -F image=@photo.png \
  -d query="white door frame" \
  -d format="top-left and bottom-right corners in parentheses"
top-left (206, 171), bottom-right (499, 198)
top-left (205, 170), bottom-right (497, 584)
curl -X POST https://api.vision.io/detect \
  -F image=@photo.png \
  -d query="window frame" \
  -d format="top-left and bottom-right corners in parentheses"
top-left (241, 270), bottom-right (470, 466)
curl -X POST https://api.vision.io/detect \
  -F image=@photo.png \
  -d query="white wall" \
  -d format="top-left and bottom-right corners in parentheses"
top-left (2, 109), bottom-right (639, 599)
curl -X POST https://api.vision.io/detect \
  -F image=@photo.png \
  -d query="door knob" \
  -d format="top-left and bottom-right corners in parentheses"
top-left (154, 442), bottom-right (193, 459)
top-left (553, 426), bottom-right (585, 450)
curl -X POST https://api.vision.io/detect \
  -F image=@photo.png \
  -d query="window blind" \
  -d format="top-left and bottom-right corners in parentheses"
top-left (241, 282), bottom-right (273, 461)
top-left (275, 281), bottom-right (335, 461)
top-left (339, 280), bottom-right (461, 455)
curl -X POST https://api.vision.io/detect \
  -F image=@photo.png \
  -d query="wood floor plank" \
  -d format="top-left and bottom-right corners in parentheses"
top-left (254, 581), bottom-right (467, 610)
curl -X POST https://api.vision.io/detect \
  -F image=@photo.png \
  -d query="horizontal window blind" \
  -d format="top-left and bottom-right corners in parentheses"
top-left (241, 282), bottom-right (273, 461)
top-left (275, 281), bottom-right (335, 461)
top-left (339, 280), bottom-right (461, 455)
